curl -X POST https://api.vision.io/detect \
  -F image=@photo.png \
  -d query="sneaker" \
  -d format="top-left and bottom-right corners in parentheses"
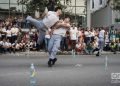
top-left (52, 58), bottom-right (57, 65)
top-left (48, 59), bottom-right (53, 67)
top-left (96, 52), bottom-right (100, 56)
top-left (113, 52), bottom-right (116, 54)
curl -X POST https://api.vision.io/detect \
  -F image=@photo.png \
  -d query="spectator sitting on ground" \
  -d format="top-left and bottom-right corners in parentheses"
top-left (0, 38), bottom-right (7, 53)
top-left (11, 24), bottom-right (19, 43)
top-left (19, 40), bottom-right (26, 52)
top-left (11, 40), bottom-right (18, 53)
top-left (29, 40), bottom-right (37, 51)
top-left (110, 40), bottom-right (117, 54)
top-left (75, 40), bottom-right (84, 55)
top-left (5, 39), bottom-right (12, 53)
top-left (118, 40), bottom-right (120, 51)
top-left (1, 25), bottom-right (7, 40)
top-left (0, 38), bottom-right (3, 53)
top-left (92, 39), bottom-right (99, 54)
top-left (6, 25), bottom-right (12, 43)
top-left (86, 41), bottom-right (93, 54)
top-left (75, 39), bottom-right (88, 55)
top-left (0, 38), bottom-right (11, 53)
top-left (15, 42), bottom-right (21, 52)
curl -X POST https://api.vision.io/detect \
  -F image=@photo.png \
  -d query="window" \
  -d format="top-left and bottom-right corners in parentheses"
top-left (92, 0), bottom-right (94, 8)
top-left (99, 0), bottom-right (102, 5)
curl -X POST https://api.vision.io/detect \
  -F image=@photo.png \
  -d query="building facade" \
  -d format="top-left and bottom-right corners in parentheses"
top-left (87, 0), bottom-right (120, 27)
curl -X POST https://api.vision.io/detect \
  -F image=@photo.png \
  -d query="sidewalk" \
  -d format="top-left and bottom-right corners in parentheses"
top-left (3, 51), bottom-right (119, 56)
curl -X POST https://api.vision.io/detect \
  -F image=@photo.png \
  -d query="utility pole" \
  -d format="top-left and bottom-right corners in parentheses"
top-left (9, 0), bottom-right (10, 18)
top-left (64, 0), bottom-right (65, 18)
top-left (22, 0), bottom-right (24, 18)
top-left (75, 0), bottom-right (77, 25)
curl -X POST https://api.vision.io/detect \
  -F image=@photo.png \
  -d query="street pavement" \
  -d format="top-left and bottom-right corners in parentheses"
top-left (0, 53), bottom-right (120, 86)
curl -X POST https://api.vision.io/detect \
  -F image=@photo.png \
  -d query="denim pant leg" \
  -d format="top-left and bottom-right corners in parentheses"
top-left (99, 38), bottom-right (104, 52)
top-left (37, 31), bottom-right (45, 45)
top-left (48, 36), bottom-right (55, 55)
top-left (61, 37), bottom-right (64, 50)
top-left (45, 38), bottom-right (50, 50)
top-left (26, 16), bottom-right (45, 30)
top-left (48, 35), bottom-right (62, 59)
top-left (51, 35), bottom-right (61, 59)
top-left (61, 37), bottom-right (67, 51)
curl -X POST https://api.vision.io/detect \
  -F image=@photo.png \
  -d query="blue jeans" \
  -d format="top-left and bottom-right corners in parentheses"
top-left (48, 34), bottom-right (62, 59)
top-left (61, 37), bottom-right (68, 51)
top-left (99, 37), bottom-right (105, 52)
top-left (26, 16), bottom-right (47, 45)
top-left (45, 38), bottom-right (50, 51)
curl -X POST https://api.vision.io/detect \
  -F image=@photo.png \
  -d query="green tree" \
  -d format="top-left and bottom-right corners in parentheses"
top-left (17, 0), bottom-right (64, 13)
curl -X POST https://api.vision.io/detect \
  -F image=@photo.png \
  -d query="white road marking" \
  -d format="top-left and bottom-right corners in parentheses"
top-left (105, 56), bottom-right (108, 70)
top-left (75, 64), bottom-right (82, 67)
top-left (0, 72), bottom-right (29, 77)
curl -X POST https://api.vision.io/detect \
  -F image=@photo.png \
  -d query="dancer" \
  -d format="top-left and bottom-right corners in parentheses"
top-left (47, 17), bottom-right (71, 67)
top-left (26, 7), bottom-right (62, 45)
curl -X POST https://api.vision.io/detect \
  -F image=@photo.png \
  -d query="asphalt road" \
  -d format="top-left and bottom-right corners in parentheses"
top-left (0, 53), bottom-right (120, 86)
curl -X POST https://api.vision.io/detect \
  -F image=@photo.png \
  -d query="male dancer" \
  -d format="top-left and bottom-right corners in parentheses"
top-left (47, 17), bottom-right (71, 67)
top-left (26, 7), bottom-right (62, 45)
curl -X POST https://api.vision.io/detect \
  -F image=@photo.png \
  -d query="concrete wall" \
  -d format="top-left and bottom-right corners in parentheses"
top-left (91, 6), bottom-right (112, 27)
top-left (87, 0), bottom-right (91, 28)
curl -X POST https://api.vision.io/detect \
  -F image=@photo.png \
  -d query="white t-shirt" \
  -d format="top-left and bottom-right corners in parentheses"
top-left (78, 31), bottom-right (82, 37)
top-left (99, 30), bottom-right (105, 38)
top-left (45, 34), bottom-right (51, 39)
top-left (1, 27), bottom-right (6, 35)
top-left (43, 11), bottom-right (59, 28)
top-left (70, 27), bottom-right (78, 40)
top-left (93, 42), bottom-right (99, 48)
top-left (91, 31), bottom-right (95, 37)
top-left (29, 31), bottom-right (33, 36)
top-left (118, 43), bottom-right (120, 47)
top-left (45, 29), bottom-right (51, 39)
top-left (94, 36), bottom-right (99, 43)
top-left (0, 41), bottom-right (3, 45)
top-left (53, 22), bottom-right (69, 36)
top-left (76, 43), bottom-right (81, 49)
top-left (5, 42), bottom-right (11, 47)
top-left (0, 33), bottom-right (1, 38)
top-left (53, 28), bottom-right (66, 36)
top-left (2, 41), bottom-right (6, 46)
top-left (6, 30), bottom-right (12, 37)
top-left (11, 27), bottom-right (19, 36)
top-left (16, 43), bottom-right (20, 49)
top-left (105, 34), bottom-right (109, 43)
top-left (84, 31), bottom-right (92, 37)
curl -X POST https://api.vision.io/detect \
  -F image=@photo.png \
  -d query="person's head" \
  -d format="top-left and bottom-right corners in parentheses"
top-left (91, 27), bottom-right (94, 31)
top-left (55, 7), bottom-right (62, 16)
top-left (64, 17), bottom-right (70, 23)
top-left (3, 38), bottom-right (6, 42)
top-left (85, 27), bottom-right (89, 31)
top-left (72, 23), bottom-right (76, 27)
top-left (12, 24), bottom-right (16, 28)
top-left (7, 25), bottom-right (11, 30)
top-left (7, 39), bottom-right (10, 42)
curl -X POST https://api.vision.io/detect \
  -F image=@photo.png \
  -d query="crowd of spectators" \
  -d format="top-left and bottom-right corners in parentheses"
top-left (0, 16), bottom-right (120, 55)
top-left (0, 16), bottom-right (39, 54)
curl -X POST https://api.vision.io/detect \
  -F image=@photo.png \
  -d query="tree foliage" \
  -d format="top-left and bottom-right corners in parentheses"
top-left (17, 0), bottom-right (65, 12)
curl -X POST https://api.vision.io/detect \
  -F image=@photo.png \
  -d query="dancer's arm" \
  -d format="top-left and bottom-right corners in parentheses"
top-left (53, 21), bottom-right (71, 29)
